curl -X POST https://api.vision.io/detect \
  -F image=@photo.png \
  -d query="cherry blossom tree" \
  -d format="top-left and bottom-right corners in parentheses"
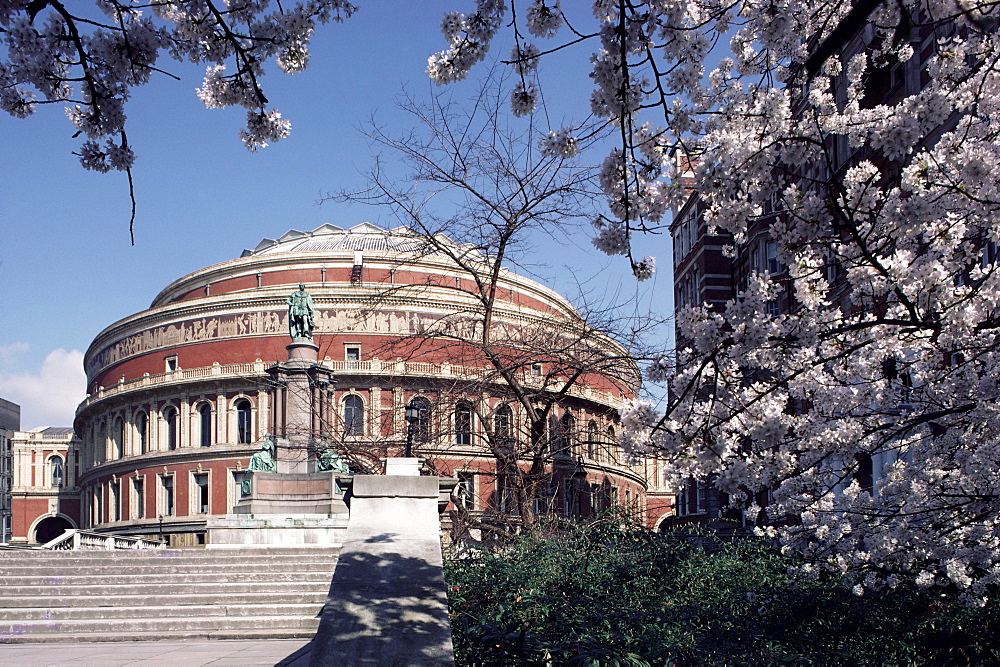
top-left (430, 0), bottom-right (1000, 600)
top-left (1, 0), bottom-right (355, 237)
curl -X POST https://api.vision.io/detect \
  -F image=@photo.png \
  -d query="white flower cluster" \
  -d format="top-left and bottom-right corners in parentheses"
top-left (538, 128), bottom-right (578, 157)
top-left (427, 0), bottom-right (506, 85)
top-left (525, 0), bottom-right (562, 38)
top-left (510, 80), bottom-right (538, 117)
top-left (2, 0), bottom-right (355, 170)
top-left (427, 0), bottom-right (1000, 598)
top-left (240, 109), bottom-right (292, 151)
top-left (632, 256), bottom-right (655, 281)
top-left (590, 216), bottom-right (628, 255)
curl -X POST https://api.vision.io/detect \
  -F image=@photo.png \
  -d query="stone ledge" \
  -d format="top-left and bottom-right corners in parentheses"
top-left (350, 475), bottom-right (440, 498)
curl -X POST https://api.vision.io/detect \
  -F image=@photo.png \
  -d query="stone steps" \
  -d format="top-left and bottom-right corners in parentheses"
top-left (0, 571), bottom-right (334, 586)
top-left (0, 592), bottom-right (325, 609)
top-left (0, 547), bottom-right (338, 644)
top-left (0, 603), bottom-right (320, 621)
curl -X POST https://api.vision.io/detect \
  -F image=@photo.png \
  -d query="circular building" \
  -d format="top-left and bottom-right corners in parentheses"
top-left (74, 223), bottom-right (650, 545)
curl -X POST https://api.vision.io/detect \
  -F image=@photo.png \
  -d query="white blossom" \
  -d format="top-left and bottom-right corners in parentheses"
top-left (539, 128), bottom-right (578, 157)
top-left (510, 80), bottom-right (538, 117)
top-left (525, 0), bottom-right (562, 38)
top-left (1, 0), bottom-right (357, 170)
top-left (430, 0), bottom-right (1000, 599)
top-left (240, 109), bottom-right (292, 151)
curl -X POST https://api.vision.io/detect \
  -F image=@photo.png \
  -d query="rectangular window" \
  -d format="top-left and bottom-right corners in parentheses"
top-left (132, 477), bottom-right (144, 520)
top-left (763, 239), bottom-right (779, 275)
top-left (165, 355), bottom-right (178, 372)
top-left (455, 404), bottom-right (473, 447)
top-left (110, 480), bottom-right (120, 522)
top-left (231, 469), bottom-right (249, 506)
top-left (677, 479), bottom-right (706, 516)
top-left (160, 474), bottom-right (174, 516)
top-left (193, 472), bottom-right (210, 514)
top-left (496, 473), bottom-right (517, 514)
top-left (456, 472), bottom-right (475, 510)
top-left (345, 345), bottom-right (360, 369)
top-left (530, 363), bottom-right (543, 377)
top-left (982, 240), bottom-right (999, 268)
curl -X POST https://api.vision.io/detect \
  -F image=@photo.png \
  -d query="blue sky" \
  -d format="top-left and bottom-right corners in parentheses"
top-left (0, 2), bottom-right (672, 429)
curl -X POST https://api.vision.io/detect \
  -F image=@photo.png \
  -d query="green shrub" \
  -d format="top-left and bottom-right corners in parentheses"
top-left (445, 513), bottom-right (1000, 665)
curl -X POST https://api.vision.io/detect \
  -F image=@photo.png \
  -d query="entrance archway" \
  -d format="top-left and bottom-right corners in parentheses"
top-left (33, 515), bottom-right (74, 544)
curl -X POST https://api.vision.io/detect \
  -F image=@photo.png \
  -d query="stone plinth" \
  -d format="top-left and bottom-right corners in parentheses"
top-left (309, 475), bottom-right (455, 665)
top-left (384, 457), bottom-right (422, 476)
top-left (287, 338), bottom-right (319, 363)
top-left (234, 472), bottom-right (348, 515)
top-left (267, 340), bottom-right (334, 474)
top-left (206, 513), bottom-right (349, 547)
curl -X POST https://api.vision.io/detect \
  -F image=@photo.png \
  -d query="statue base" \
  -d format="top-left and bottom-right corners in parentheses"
top-left (233, 471), bottom-right (348, 515)
top-left (207, 471), bottom-right (350, 547)
top-left (286, 338), bottom-right (319, 364)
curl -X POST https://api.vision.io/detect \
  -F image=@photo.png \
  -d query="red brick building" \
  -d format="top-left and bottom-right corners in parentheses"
top-left (73, 223), bottom-right (669, 544)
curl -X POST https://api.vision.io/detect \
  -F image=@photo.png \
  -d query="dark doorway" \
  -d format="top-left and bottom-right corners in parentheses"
top-left (34, 516), bottom-right (74, 544)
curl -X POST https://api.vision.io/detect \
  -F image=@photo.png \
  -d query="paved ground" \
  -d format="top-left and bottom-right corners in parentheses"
top-left (0, 639), bottom-right (315, 666)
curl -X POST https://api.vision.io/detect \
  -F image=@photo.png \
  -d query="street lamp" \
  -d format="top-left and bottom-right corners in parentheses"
top-left (404, 404), bottom-right (420, 458)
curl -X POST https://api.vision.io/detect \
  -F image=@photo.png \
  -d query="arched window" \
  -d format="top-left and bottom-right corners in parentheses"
top-left (586, 420), bottom-right (598, 459)
top-left (494, 404), bottom-right (513, 448)
top-left (135, 412), bottom-right (148, 455)
top-left (49, 456), bottom-right (64, 488)
top-left (164, 407), bottom-right (178, 450)
top-left (408, 397), bottom-right (431, 443)
top-left (236, 399), bottom-right (252, 444)
top-left (344, 395), bottom-right (364, 436)
top-left (553, 412), bottom-right (575, 455)
top-left (113, 418), bottom-right (125, 459)
top-left (199, 403), bottom-right (212, 447)
top-left (532, 408), bottom-right (547, 451)
top-left (455, 401), bottom-right (473, 446)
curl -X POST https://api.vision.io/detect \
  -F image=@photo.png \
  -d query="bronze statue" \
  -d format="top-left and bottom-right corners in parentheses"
top-left (248, 435), bottom-right (277, 473)
top-left (316, 443), bottom-right (350, 474)
top-left (287, 283), bottom-right (315, 340)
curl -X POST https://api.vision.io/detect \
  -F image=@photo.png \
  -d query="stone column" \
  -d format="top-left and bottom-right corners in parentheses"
top-left (179, 395), bottom-right (190, 448)
top-left (268, 339), bottom-right (319, 474)
top-left (369, 386), bottom-right (381, 437)
top-left (216, 392), bottom-right (226, 445)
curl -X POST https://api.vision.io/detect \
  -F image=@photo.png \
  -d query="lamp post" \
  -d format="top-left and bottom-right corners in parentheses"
top-left (157, 514), bottom-right (164, 544)
top-left (404, 404), bottom-right (420, 458)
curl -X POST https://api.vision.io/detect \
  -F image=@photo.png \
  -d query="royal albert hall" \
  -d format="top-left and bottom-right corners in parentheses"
top-left (73, 223), bottom-right (669, 545)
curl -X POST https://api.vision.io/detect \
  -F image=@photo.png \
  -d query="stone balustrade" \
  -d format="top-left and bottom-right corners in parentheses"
top-left (78, 360), bottom-right (627, 414)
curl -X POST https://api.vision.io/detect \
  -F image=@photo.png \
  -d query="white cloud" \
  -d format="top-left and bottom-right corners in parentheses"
top-left (0, 348), bottom-right (86, 430)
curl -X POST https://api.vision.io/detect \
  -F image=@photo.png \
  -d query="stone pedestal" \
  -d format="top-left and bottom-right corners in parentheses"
top-left (266, 338), bottom-right (334, 474)
top-left (208, 334), bottom-right (347, 548)
top-left (384, 457), bottom-right (422, 476)
top-left (233, 472), bottom-right (348, 515)
top-left (206, 514), bottom-right (349, 547)
top-left (308, 474), bottom-right (457, 665)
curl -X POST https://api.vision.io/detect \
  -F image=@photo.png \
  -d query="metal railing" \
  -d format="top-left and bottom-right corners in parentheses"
top-left (41, 529), bottom-right (165, 551)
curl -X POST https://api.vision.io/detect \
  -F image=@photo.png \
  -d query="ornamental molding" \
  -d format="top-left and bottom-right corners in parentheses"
top-left (85, 293), bottom-right (597, 382)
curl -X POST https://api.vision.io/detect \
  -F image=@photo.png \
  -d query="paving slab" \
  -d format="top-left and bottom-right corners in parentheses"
top-left (0, 638), bottom-right (314, 666)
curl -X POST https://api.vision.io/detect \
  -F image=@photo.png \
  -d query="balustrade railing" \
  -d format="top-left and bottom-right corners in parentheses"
top-left (41, 529), bottom-right (165, 551)
top-left (80, 359), bottom-right (625, 412)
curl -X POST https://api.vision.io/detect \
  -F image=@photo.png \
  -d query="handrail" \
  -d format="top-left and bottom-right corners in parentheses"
top-left (41, 529), bottom-right (165, 551)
